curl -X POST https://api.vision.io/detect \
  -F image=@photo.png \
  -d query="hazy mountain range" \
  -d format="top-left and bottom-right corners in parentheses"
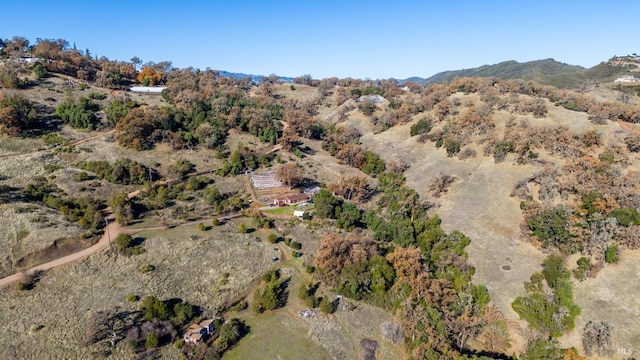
top-left (226, 57), bottom-right (639, 89)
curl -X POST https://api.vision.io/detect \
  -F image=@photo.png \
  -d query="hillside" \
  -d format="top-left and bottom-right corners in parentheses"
top-left (409, 56), bottom-right (640, 89)
top-left (412, 58), bottom-right (584, 86)
top-left (3, 37), bottom-right (640, 359)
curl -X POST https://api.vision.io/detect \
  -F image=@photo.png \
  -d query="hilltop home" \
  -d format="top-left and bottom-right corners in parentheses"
top-left (274, 193), bottom-right (309, 206)
top-left (129, 86), bottom-right (167, 93)
top-left (614, 75), bottom-right (640, 83)
top-left (184, 319), bottom-right (215, 345)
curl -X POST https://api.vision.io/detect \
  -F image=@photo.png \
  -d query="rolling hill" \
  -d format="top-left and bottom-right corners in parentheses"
top-left (406, 56), bottom-right (640, 89)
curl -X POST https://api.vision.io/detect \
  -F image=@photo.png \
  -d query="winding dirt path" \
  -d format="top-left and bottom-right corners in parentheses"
top-left (0, 129), bottom-right (116, 158)
top-left (0, 174), bottom-right (244, 288)
top-left (618, 119), bottom-right (640, 134)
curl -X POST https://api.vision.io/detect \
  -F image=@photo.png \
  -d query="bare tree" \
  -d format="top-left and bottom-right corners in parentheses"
top-left (276, 163), bottom-right (302, 188)
top-left (583, 321), bottom-right (613, 357)
top-left (429, 173), bottom-right (456, 197)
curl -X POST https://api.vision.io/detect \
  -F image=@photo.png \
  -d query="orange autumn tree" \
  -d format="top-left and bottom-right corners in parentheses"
top-left (136, 66), bottom-right (163, 86)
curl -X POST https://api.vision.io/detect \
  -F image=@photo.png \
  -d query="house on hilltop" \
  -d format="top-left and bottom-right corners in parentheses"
top-left (184, 319), bottom-right (215, 345)
top-left (614, 75), bottom-right (640, 83)
top-left (129, 86), bottom-right (167, 93)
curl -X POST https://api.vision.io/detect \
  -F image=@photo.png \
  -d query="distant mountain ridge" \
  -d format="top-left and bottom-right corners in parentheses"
top-left (403, 57), bottom-right (640, 89)
top-left (217, 70), bottom-right (293, 83)
top-left (406, 59), bottom-right (584, 86)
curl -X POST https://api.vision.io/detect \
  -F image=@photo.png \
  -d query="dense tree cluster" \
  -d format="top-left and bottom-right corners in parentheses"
top-left (55, 91), bottom-right (99, 129)
top-left (76, 158), bottom-right (158, 185)
top-left (322, 125), bottom-right (386, 175)
top-left (252, 270), bottom-right (288, 314)
top-left (313, 171), bottom-right (502, 357)
top-left (23, 177), bottom-right (104, 232)
top-left (512, 255), bottom-right (580, 345)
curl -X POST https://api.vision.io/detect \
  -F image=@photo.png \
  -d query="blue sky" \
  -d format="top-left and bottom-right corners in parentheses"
top-left (2, 1), bottom-right (638, 79)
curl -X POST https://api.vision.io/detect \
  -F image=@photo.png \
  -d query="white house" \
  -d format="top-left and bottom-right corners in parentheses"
top-left (129, 86), bottom-right (167, 93)
top-left (614, 75), bottom-right (640, 83)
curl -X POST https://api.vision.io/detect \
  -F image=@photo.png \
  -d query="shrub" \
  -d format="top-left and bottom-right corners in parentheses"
top-left (228, 301), bottom-right (248, 312)
top-left (410, 118), bottom-right (432, 137)
top-left (305, 296), bottom-right (318, 308)
top-left (198, 222), bottom-right (206, 231)
top-left (55, 93), bottom-right (98, 130)
top-left (126, 294), bottom-right (139, 303)
top-left (87, 92), bottom-right (107, 100)
top-left (267, 233), bottom-right (278, 244)
top-left (16, 282), bottom-right (30, 291)
top-left (527, 206), bottom-right (574, 253)
top-left (145, 332), bottom-right (158, 349)
top-left (32, 64), bottom-right (47, 78)
top-left (598, 153), bottom-right (615, 164)
top-left (41, 133), bottom-right (69, 147)
top-left (625, 134), bottom-right (640, 153)
top-left (609, 207), bottom-right (640, 226)
top-left (237, 223), bottom-right (248, 233)
top-left (444, 139), bottom-right (461, 156)
top-left (493, 140), bottom-right (515, 163)
top-left (573, 257), bottom-right (592, 280)
top-left (211, 218), bottom-right (222, 226)
top-left (139, 263), bottom-right (155, 273)
top-left (289, 241), bottom-right (302, 250)
top-left (76, 172), bottom-right (89, 181)
top-left (115, 233), bottom-right (133, 252)
top-left (173, 339), bottom-right (185, 350)
top-left (605, 244), bottom-right (619, 263)
top-left (319, 296), bottom-right (334, 314)
top-left (44, 164), bottom-right (62, 173)
top-left (105, 98), bottom-right (137, 126)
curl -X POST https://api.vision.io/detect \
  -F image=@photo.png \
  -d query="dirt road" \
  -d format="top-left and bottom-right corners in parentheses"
top-left (618, 119), bottom-right (640, 134)
top-left (0, 217), bottom-right (122, 287)
top-left (0, 129), bottom-right (116, 158)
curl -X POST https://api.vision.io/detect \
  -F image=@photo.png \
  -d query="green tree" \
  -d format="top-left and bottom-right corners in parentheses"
top-left (0, 93), bottom-right (36, 135)
top-left (361, 151), bottom-right (386, 175)
top-left (105, 98), bottom-right (136, 126)
top-left (32, 63), bottom-right (47, 78)
top-left (114, 233), bottom-right (133, 252)
top-left (145, 332), bottom-right (159, 349)
top-left (214, 318), bottom-right (245, 353)
top-left (541, 254), bottom-right (569, 288)
top-left (527, 206), bottom-right (574, 253)
top-left (609, 207), bottom-right (640, 226)
top-left (444, 138), bottom-right (461, 156)
top-left (336, 201), bottom-right (362, 231)
top-left (319, 296), bottom-right (334, 314)
top-left (410, 118), bottom-right (432, 136)
top-left (314, 189), bottom-right (340, 219)
top-left (55, 91), bottom-right (98, 129)
top-left (605, 243), bottom-right (619, 263)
